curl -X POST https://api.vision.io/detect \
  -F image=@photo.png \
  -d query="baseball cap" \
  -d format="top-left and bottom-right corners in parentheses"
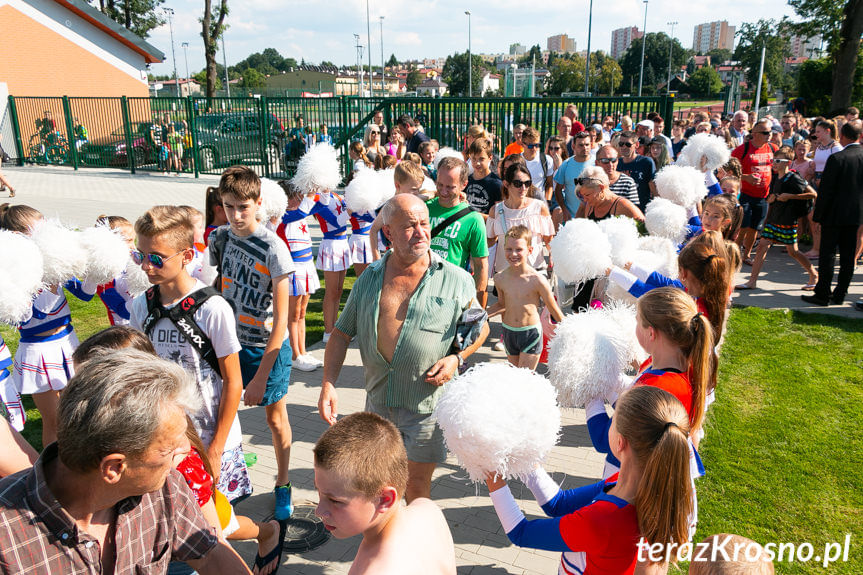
top-left (637, 119), bottom-right (655, 130)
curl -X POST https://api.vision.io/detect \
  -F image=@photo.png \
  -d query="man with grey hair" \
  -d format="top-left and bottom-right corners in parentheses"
top-left (729, 110), bottom-right (749, 146)
top-left (319, 193), bottom-right (488, 502)
top-left (0, 349), bottom-right (251, 575)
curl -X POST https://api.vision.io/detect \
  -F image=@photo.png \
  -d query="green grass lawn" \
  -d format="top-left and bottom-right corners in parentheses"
top-left (671, 307), bottom-right (863, 573)
top-left (0, 269), bottom-right (355, 452)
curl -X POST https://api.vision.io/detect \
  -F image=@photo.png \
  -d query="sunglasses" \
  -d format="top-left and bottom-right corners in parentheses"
top-left (576, 177), bottom-right (604, 186)
top-left (753, 131), bottom-right (771, 135)
top-left (549, 146), bottom-right (562, 150)
top-left (772, 158), bottom-right (790, 164)
top-left (131, 249), bottom-right (186, 269)
top-left (619, 141), bottom-right (634, 147)
top-left (525, 143), bottom-right (540, 149)
top-left (509, 179), bottom-right (532, 188)
top-left (598, 157), bottom-right (618, 164)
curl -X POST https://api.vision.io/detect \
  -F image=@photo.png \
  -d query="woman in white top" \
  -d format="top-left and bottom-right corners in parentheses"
top-left (486, 163), bottom-right (554, 275)
top-left (804, 119), bottom-right (844, 258)
top-left (363, 125), bottom-right (386, 165)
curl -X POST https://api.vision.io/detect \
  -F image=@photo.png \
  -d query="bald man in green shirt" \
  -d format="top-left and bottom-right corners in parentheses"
top-left (319, 194), bottom-right (489, 502)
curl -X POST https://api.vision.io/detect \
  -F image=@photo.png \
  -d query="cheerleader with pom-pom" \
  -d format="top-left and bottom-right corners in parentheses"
top-left (486, 385), bottom-right (694, 575)
top-left (0, 204), bottom-right (97, 446)
top-left (312, 189), bottom-right (352, 341)
top-left (275, 181), bottom-right (323, 372)
top-left (93, 215), bottom-right (146, 326)
top-left (0, 336), bottom-right (26, 432)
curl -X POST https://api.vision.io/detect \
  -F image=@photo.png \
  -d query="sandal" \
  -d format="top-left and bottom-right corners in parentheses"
top-left (802, 283), bottom-right (817, 291)
top-left (8, 190), bottom-right (14, 198)
top-left (735, 283), bottom-right (755, 290)
top-left (253, 519), bottom-right (287, 575)
top-left (743, 258), bottom-right (754, 266)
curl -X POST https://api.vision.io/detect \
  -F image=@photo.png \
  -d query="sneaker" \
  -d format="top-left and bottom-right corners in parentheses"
top-left (302, 354), bottom-right (323, 367)
top-left (492, 339), bottom-right (505, 352)
top-left (293, 355), bottom-right (319, 372)
top-left (322, 332), bottom-right (331, 343)
top-left (274, 483), bottom-right (293, 520)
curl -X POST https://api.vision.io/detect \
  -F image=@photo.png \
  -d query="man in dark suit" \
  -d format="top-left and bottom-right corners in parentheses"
top-left (802, 121), bottom-right (863, 306)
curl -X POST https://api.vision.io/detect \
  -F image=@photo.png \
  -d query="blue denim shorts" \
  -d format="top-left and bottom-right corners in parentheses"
top-left (740, 193), bottom-right (769, 231)
top-left (238, 339), bottom-right (292, 406)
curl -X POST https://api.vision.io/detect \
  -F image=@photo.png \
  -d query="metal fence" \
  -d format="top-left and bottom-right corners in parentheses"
top-left (5, 95), bottom-right (674, 179)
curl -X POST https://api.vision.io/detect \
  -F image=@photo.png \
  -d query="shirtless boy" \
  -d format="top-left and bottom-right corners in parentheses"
top-left (314, 412), bottom-right (457, 575)
top-left (487, 226), bottom-right (564, 369)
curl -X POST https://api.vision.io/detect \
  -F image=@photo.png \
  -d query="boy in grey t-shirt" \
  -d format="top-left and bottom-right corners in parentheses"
top-left (210, 165), bottom-right (296, 520)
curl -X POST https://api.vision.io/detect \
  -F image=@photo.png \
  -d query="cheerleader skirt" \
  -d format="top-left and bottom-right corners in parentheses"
top-left (316, 238), bottom-right (353, 272)
top-left (14, 327), bottom-right (79, 395)
top-left (349, 234), bottom-right (373, 265)
top-left (289, 259), bottom-right (321, 296)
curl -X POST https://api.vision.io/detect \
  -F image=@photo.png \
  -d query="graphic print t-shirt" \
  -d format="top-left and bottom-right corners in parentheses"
top-left (211, 225), bottom-right (295, 347)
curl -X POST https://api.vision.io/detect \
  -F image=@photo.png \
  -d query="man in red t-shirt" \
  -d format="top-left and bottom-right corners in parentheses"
top-left (731, 119), bottom-right (775, 262)
top-left (565, 104), bottom-right (586, 136)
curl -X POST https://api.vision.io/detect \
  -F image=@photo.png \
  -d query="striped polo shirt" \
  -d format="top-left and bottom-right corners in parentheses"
top-left (335, 250), bottom-right (475, 414)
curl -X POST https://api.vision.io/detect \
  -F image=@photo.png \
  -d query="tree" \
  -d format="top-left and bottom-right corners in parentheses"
top-left (519, 44), bottom-right (543, 65)
top-left (548, 55), bottom-right (586, 95)
top-left (193, 69), bottom-right (220, 90)
top-left (239, 68), bottom-right (266, 88)
top-left (91, 0), bottom-right (165, 38)
top-left (619, 33), bottom-right (689, 94)
top-left (201, 0), bottom-right (229, 99)
top-left (706, 48), bottom-right (732, 64)
top-left (734, 20), bottom-right (793, 97)
top-left (788, 0), bottom-right (863, 111)
top-left (798, 49), bottom-right (863, 115)
top-left (320, 60), bottom-right (335, 68)
top-left (387, 54), bottom-right (399, 68)
top-left (442, 51), bottom-right (488, 96)
top-left (688, 66), bottom-right (724, 97)
top-left (594, 53), bottom-right (623, 95)
top-left (406, 69), bottom-right (424, 91)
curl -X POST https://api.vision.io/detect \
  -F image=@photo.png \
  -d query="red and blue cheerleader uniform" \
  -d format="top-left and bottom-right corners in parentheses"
top-left (13, 279), bottom-right (95, 397)
top-left (96, 270), bottom-right (140, 326)
top-left (312, 191), bottom-right (352, 272)
top-left (344, 210), bottom-right (376, 265)
top-left (277, 196), bottom-right (321, 296)
top-left (490, 468), bottom-right (640, 575)
top-left (705, 170), bottom-right (723, 197)
top-left (0, 336), bottom-right (25, 431)
top-left (586, 361), bottom-right (703, 537)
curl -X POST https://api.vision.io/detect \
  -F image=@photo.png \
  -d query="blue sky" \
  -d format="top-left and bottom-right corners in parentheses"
top-left (147, 0), bottom-right (797, 78)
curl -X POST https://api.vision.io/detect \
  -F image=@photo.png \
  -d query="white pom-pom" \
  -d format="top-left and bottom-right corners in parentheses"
top-left (432, 147), bottom-right (464, 171)
top-left (550, 219), bottom-right (612, 285)
top-left (0, 231), bottom-right (44, 324)
top-left (548, 306), bottom-right (640, 407)
top-left (79, 226), bottom-right (131, 285)
top-left (654, 165), bottom-right (708, 208)
top-left (344, 168), bottom-right (383, 214)
top-left (30, 219), bottom-right (88, 286)
top-left (645, 198), bottom-right (688, 244)
top-left (677, 133), bottom-right (731, 173)
top-left (598, 216), bottom-right (640, 267)
top-left (636, 235), bottom-right (679, 279)
top-left (376, 168), bottom-right (397, 205)
top-left (602, 300), bottom-right (649, 366)
top-left (434, 363), bottom-right (560, 482)
top-left (121, 258), bottom-right (152, 297)
top-left (259, 178), bottom-right (288, 222)
top-left (292, 144), bottom-right (341, 194)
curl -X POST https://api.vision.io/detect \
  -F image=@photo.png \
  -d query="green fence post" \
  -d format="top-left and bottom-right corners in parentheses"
top-left (339, 96), bottom-right (350, 177)
top-left (260, 96), bottom-right (270, 178)
top-left (8, 96), bottom-right (25, 166)
top-left (120, 96), bottom-right (135, 174)
top-left (61, 96), bottom-right (78, 170)
top-left (186, 97), bottom-right (199, 178)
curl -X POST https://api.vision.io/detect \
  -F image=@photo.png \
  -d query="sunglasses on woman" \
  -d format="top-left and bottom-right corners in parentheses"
top-left (509, 179), bottom-right (532, 188)
top-left (131, 249), bottom-right (186, 269)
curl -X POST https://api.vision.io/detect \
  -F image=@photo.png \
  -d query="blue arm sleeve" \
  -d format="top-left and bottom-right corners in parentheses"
top-left (98, 286), bottom-right (130, 320)
top-left (64, 279), bottom-right (95, 302)
top-left (310, 202), bottom-right (341, 227)
top-left (505, 517), bottom-right (571, 551)
top-left (540, 480), bottom-right (606, 518)
top-left (281, 208), bottom-right (310, 224)
top-left (587, 411), bottom-right (613, 455)
top-left (644, 271), bottom-right (685, 291)
top-left (706, 182), bottom-right (723, 197)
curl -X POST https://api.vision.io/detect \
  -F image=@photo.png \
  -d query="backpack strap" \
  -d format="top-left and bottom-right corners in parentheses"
top-left (142, 285), bottom-right (223, 378)
top-left (431, 206), bottom-right (473, 238)
top-left (539, 151), bottom-right (549, 180)
top-left (209, 227), bottom-right (229, 291)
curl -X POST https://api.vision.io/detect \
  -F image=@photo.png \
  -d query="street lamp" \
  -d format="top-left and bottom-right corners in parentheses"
top-left (638, 0), bottom-right (648, 97)
top-left (585, 0), bottom-right (594, 95)
top-left (355, 34), bottom-right (364, 96)
top-left (380, 16), bottom-right (385, 96)
top-left (666, 21), bottom-right (677, 94)
top-left (465, 10), bottom-right (472, 97)
top-left (221, 34), bottom-right (230, 97)
top-left (164, 8), bottom-right (180, 97)
top-left (181, 42), bottom-right (190, 85)
top-left (366, 0), bottom-right (373, 98)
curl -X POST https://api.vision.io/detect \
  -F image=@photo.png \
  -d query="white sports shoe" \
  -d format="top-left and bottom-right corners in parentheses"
top-left (293, 355), bottom-right (320, 372)
top-left (302, 354), bottom-right (323, 367)
top-left (492, 339), bottom-right (505, 352)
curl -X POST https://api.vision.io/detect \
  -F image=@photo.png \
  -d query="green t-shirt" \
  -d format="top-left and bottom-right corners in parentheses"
top-left (426, 199), bottom-right (489, 269)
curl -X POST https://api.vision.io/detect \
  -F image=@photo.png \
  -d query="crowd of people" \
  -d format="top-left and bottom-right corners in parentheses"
top-left (0, 99), bottom-right (861, 575)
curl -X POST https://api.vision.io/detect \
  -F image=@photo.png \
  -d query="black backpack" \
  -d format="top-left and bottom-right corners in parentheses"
top-left (142, 285), bottom-right (223, 378)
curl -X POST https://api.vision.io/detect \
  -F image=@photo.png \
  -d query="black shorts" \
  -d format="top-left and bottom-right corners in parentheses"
top-left (740, 194), bottom-right (769, 231)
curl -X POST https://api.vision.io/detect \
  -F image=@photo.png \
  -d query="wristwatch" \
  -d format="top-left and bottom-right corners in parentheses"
top-left (454, 352), bottom-right (465, 368)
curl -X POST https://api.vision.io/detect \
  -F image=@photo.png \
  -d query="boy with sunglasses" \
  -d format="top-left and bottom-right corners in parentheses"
top-left (616, 130), bottom-right (656, 214)
top-left (130, 205), bottom-right (251, 504)
top-left (521, 127), bottom-right (554, 202)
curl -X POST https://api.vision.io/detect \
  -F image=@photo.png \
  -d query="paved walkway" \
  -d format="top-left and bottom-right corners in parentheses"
top-left (4, 165), bottom-right (862, 573)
